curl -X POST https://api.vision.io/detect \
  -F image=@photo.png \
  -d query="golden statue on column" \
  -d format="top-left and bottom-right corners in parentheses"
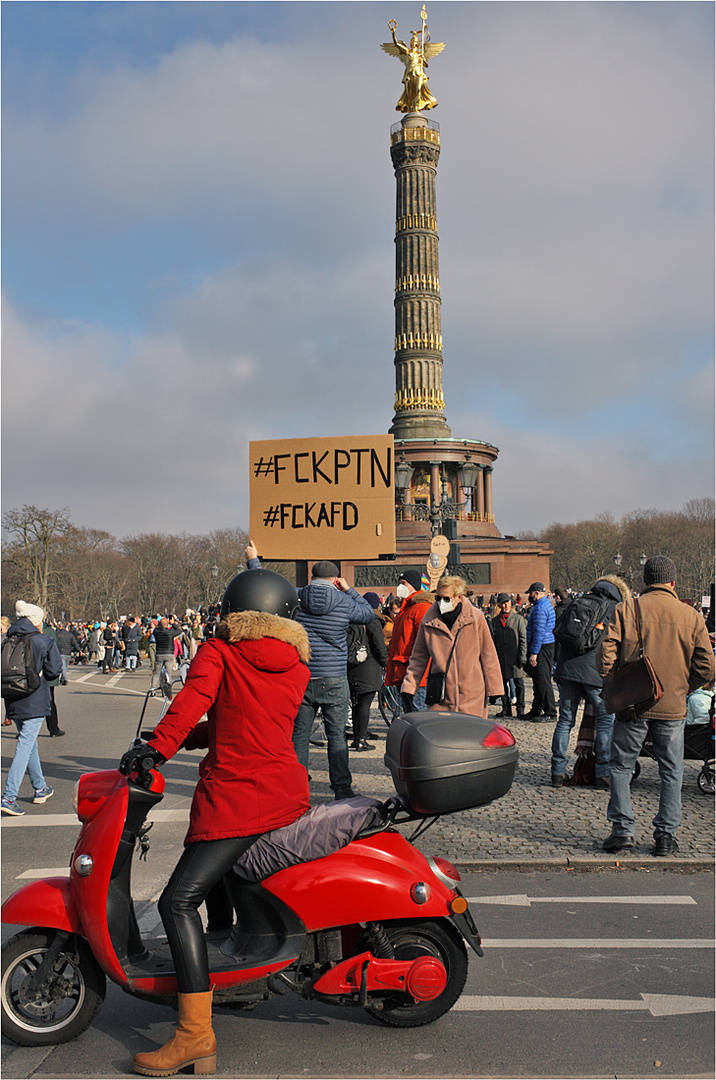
top-left (381, 6), bottom-right (445, 112)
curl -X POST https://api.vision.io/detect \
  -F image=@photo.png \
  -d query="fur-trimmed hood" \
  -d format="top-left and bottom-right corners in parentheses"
top-left (592, 574), bottom-right (631, 604)
top-left (404, 590), bottom-right (436, 607)
top-left (217, 610), bottom-right (311, 664)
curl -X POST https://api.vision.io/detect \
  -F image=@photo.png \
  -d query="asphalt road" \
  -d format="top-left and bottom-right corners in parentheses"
top-left (2, 670), bottom-right (714, 1079)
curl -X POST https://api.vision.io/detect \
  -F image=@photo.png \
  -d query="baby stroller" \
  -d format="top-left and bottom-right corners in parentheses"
top-left (631, 690), bottom-right (715, 795)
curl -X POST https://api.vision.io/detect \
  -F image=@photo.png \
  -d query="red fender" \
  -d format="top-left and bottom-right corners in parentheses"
top-left (2, 877), bottom-right (84, 936)
top-left (262, 830), bottom-right (455, 930)
top-left (313, 950), bottom-right (447, 1001)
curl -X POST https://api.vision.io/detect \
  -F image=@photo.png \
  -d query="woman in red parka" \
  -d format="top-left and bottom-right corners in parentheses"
top-left (120, 570), bottom-right (311, 1078)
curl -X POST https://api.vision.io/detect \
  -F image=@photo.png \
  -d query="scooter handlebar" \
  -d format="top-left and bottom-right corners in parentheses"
top-left (118, 741), bottom-right (166, 778)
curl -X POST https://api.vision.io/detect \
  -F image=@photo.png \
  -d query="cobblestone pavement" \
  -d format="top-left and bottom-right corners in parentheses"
top-left (305, 690), bottom-right (715, 870)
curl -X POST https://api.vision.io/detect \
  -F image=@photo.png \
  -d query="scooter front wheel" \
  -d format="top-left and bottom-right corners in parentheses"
top-left (361, 919), bottom-right (467, 1028)
top-left (1, 929), bottom-right (106, 1046)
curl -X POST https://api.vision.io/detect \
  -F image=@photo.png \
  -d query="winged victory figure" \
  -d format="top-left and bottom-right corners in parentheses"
top-left (381, 7), bottom-right (445, 113)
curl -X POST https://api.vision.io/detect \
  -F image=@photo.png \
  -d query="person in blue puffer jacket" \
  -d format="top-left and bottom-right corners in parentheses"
top-left (292, 561), bottom-right (374, 799)
top-left (525, 582), bottom-right (557, 721)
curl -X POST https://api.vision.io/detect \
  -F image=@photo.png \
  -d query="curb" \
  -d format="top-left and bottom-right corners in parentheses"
top-left (452, 857), bottom-right (715, 872)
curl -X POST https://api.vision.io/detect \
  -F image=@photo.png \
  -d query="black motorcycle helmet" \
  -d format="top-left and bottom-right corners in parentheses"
top-left (220, 569), bottom-right (299, 620)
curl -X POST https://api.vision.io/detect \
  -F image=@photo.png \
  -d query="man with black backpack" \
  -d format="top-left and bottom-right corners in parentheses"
top-left (550, 575), bottom-right (630, 788)
top-left (1, 601), bottom-right (62, 816)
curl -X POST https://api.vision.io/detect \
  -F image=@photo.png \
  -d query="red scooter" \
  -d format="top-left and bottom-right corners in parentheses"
top-left (1, 694), bottom-right (518, 1047)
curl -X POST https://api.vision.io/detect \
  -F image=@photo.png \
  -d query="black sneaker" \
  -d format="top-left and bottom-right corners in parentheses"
top-left (602, 833), bottom-right (635, 853)
top-left (653, 832), bottom-right (678, 857)
top-left (551, 774), bottom-right (565, 788)
top-left (334, 788), bottom-right (356, 800)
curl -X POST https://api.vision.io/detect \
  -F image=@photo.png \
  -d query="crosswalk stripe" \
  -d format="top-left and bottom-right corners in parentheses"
top-left (16, 867), bottom-right (69, 879)
top-left (2, 808), bottom-right (189, 827)
top-left (482, 938), bottom-right (714, 949)
top-left (468, 895), bottom-right (697, 906)
top-left (453, 994), bottom-right (714, 1016)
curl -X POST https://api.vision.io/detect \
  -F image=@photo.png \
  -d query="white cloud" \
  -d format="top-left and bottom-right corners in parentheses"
top-left (2, 2), bottom-right (713, 539)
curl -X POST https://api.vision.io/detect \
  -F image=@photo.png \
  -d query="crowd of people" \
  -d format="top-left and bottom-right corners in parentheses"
top-left (2, 550), bottom-right (713, 1078)
top-left (3, 557), bottom-right (714, 833)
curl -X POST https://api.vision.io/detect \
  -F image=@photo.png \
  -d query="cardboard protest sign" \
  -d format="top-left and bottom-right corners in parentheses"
top-left (250, 435), bottom-right (396, 560)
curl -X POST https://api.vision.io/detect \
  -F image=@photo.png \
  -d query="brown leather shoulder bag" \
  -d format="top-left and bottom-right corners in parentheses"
top-left (602, 597), bottom-right (664, 720)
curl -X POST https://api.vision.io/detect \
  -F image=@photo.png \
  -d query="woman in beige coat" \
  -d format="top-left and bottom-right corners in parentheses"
top-left (402, 576), bottom-right (504, 717)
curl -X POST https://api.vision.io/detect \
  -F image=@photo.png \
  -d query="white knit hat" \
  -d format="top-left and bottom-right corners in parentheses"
top-left (15, 601), bottom-right (45, 628)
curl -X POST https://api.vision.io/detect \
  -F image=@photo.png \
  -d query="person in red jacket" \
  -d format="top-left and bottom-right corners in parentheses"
top-left (384, 570), bottom-right (434, 712)
top-left (120, 569), bottom-right (311, 1078)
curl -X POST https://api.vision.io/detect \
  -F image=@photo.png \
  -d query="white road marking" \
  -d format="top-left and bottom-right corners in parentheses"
top-left (137, 907), bottom-right (164, 935)
top-left (453, 994), bottom-right (714, 1016)
top-left (15, 867), bottom-right (69, 879)
top-left (2, 808), bottom-right (189, 827)
top-left (68, 673), bottom-right (147, 695)
top-left (482, 938), bottom-right (714, 949)
top-left (468, 894), bottom-right (697, 906)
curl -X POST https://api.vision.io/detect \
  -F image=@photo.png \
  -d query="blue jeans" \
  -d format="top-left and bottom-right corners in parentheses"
top-left (608, 717), bottom-right (685, 838)
top-left (552, 680), bottom-right (614, 779)
top-left (401, 686), bottom-right (427, 712)
top-left (293, 676), bottom-right (353, 796)
top-left (4, 717), bottom-right (46, 802)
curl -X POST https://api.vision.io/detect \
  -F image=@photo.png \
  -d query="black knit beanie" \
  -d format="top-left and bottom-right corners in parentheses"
top-left (643, 556), bottom-right (677, 585)
top-left (398, 570), bottom-right (423, 592)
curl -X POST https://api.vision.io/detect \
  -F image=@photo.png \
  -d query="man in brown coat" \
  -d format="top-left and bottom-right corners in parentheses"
top-left (597, 556), bottom-right (714, 856)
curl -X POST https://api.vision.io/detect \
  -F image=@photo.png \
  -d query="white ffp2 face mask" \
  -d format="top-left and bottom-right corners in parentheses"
top-left (438, 597), bottom-right (455, 614)
top-left (396, 584), bottom-right (411, 600)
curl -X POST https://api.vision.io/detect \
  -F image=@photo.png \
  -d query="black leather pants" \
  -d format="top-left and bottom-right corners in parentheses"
top-left (158, 835), bottom-right (258, 993)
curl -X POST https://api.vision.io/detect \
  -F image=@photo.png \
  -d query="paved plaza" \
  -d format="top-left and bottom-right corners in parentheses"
top-left (325, 691), bottom-right (715, 871)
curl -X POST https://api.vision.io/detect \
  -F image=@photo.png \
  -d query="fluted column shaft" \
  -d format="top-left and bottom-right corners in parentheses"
top-left (389, 114), bottom-right (450, 440)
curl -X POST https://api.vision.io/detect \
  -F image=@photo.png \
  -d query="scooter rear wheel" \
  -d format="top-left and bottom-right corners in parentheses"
top-left (1, 929), bottom-right (106, 1046)
top-left (361, 919), bottom-right (467, 1028)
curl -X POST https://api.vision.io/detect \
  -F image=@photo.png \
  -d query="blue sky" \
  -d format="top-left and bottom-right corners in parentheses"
top-left (2, 1), bottom-right (714, 538)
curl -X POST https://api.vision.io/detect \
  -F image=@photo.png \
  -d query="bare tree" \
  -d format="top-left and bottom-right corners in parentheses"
top-left (532, 502), bottom-right (715, 601)
top-left (2, 506), bottom-right (72, 611)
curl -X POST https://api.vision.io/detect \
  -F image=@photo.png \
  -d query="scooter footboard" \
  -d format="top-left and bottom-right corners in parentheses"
top-left (219, 879), bottom-right (306, 966)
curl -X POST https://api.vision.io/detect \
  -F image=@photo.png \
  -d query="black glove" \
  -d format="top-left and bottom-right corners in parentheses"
top-left (119, 741), bottom-right (165, 776)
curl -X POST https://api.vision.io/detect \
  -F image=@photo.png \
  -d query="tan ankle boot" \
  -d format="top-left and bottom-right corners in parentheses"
top-left (133, 989), bottom-right (216, 1076)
